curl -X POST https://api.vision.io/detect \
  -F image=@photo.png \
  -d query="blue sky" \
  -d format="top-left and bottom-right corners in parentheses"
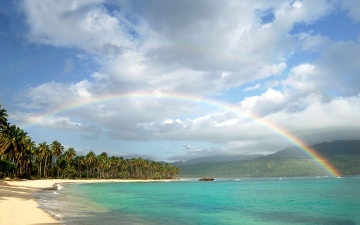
top-left (1, 0), bottom-right (360, 161)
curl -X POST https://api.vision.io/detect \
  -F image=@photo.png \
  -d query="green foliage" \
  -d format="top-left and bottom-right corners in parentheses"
top-left (118, 171), bottom-right (130, 179)
top-left (62, 166), bottom-right (77, 179)
top-left (152, 172), bottom-right (162, 180)
top-left (0, 160), bottom-right (16, 177)
top-left (328, 155), bottom-right (360, 175)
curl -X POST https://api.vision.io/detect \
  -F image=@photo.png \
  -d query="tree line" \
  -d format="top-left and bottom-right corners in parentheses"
top-left (0, 105), bottom-right (180, 179)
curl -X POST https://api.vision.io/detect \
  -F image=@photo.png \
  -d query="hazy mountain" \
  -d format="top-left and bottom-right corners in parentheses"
top-left (312, 140), bottom-right (360, 155)
top-left (176, 140), bottom-right (360, 178)
top-left (269, 140), bottom-right (360, 158)
top-left (172, 154), bottom-right (262, 166)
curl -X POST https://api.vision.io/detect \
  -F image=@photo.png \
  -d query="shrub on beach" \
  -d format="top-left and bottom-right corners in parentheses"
top-left (0, 160), bottom-right (16, 178)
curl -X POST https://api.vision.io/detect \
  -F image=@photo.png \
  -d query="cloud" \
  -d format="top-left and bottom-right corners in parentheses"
top-left (168, 145), bottom-right (225, 161)
top-left (316, 41), bottom-right (360, 96)
top-left (182, 145), bottom-right (205, 152)
top-left (226, 140), bottom-right (281, 155)
top-left (238, 89), bottom-right (286, 115)
top-left (22, 80), bottom-right (95, 109)
top-left (283, 40), bottom-right (360, 98)
top-left (10, 0), bottom-right (360, 160)
top-left (63, 58), bottom-right (74, 74)
top-left (244, 84), bottom-right (261, 92)
top-left (299, 33), bottom-right (332, 52)
top-left (10, 111), bottom-right (101, 138)
top-left (21, 0), bottom-right (139, 57)
top-left (341, 0), bottom-right (360, 23)
top-left (20, 0), bottom-right (337, 96)
top-left (268, 94), bottom-right (360, 143)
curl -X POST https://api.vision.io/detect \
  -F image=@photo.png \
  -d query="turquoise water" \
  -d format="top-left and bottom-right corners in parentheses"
top-left (36, 176), bottom-right (360, 225)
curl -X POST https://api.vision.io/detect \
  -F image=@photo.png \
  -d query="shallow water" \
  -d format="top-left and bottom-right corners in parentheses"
top-left (35, 176), bottom-right (360, 225)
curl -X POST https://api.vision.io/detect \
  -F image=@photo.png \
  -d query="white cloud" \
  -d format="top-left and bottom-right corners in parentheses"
top-left (258, 62), bottom-right (287, 77)
top-left (244, 84), bottom-right (261, 92)
top-left (23, 82), bottom-right (74, 109)
top-left (341, 0), bottom-right (360, 23)
top-left (11, 0), bottom-right (360, 159)
top-left (91, 72), bottom-right (108, 81)
top-left (10, 112), bottom-right (101, 138)
top-left (299, 33), bottom-right (332, 52)
top-left (36, 116), bottom-right (83, 130)
top-left (22, 0), bottom-right (137, 55)
top-left (264, 80), bottom-right (280, 89)
top-left (182, 145), bottom-right (204, 153)
top-left (268, 94), bottom-right (360, 142)
top-left (238, 89), bottom-right (286, 115)
top-left (283, 63), bottom-right (317, 93)
top-left (274, 0), bottom-right (334, 26)
top-left (283, 40), bottom-right (360, 98)
top-left (24, 80), bottom-right (95, 109)
top-left (20, 0), bottom-right (338, 96)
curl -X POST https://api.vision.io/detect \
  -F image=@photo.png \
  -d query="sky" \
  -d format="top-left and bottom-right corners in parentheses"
top-left (1, 0), bottom-right (360, 162)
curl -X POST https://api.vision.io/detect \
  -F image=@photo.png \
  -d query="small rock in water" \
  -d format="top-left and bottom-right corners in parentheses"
top-left (198, 178), bottom-right (215, 181)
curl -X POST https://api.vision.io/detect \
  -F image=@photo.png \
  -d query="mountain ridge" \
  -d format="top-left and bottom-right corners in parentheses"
top-left (172, 154), bottom-right (263, 165)
top-left (175, 140), bottom-right (360, 178)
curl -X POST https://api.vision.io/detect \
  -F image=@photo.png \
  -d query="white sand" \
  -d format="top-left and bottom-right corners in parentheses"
top-left (0, 179), bottom-right (172, 225)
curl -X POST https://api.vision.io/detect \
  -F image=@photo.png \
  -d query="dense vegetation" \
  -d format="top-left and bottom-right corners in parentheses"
top-left (0, 105), bottom-right (180, 179)
top-left (177, 142), bottom-right (360, 178)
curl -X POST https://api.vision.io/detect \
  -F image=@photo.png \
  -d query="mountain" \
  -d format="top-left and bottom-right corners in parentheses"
top-left (172, 154), bottom-right (262, 166)
top-left (175, 140), bottom-right (360, 178)
top-left (312, 140), bottom-right (360, 155)
top-left (269, 140), bottom-right (360, 158)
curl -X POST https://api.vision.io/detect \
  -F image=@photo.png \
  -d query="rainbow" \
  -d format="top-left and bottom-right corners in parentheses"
top-left (23, 91), bottom-right (341, 177)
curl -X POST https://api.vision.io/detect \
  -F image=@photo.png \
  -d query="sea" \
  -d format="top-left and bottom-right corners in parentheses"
top-left (34, 176), bottom-right (360, 225)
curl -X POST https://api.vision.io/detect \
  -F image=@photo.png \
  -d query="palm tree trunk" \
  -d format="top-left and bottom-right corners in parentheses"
top-left (39, 162), bottom-right (42, 178)
top-left (44, 158), bottom-right (47, 178)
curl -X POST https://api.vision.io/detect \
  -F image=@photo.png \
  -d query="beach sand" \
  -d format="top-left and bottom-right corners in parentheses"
top-left (0, 179), bottom-right (171, 225)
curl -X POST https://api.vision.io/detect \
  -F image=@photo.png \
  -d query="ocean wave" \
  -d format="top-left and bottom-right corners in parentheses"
top-left (55, 184), bottom-right (63, 190)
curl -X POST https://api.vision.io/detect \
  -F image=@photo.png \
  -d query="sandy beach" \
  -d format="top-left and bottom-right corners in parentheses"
top-left (0, 179), bottom-right (171, 225)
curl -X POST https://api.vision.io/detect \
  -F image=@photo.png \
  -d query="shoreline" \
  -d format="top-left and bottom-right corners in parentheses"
top-left (0, 179), bottom-right (174, 225)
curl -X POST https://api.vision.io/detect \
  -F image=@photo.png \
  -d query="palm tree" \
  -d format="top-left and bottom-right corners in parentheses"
top-left (85, 151), bottom-right (97, 178)
top-left (97, 152), bottom-right (108, 178)
top-left (64, 147), bottom-right (76, 166)
top-left (36, 142), bottom-right (51, 178)
top-left (76, 155), bottom-right (86, 178)
top-left (0, 105), bottom-right (8, 129)
top-left (0, 124), bottom-right (30, 169)
top-left (136, 157), bottom-right (144, 179)
top-left (110, 156), bottom-right (121, 178)
top-left (50, 140), bottom-right (64, 177)
top-left (21, 147), bottom-right (35, 176)
top-left (120, 158), bottom-right (129, 178)
top-left (15, 137), bottom-right (35, 176)
top-left (142, 160), bottom-right (150, 179)
top-left (129, 158), bottom-right (137, 178)
top-left (50, 140), bottom-right (64, 160)
top-left (150, 161), bottom-right (157, 178)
